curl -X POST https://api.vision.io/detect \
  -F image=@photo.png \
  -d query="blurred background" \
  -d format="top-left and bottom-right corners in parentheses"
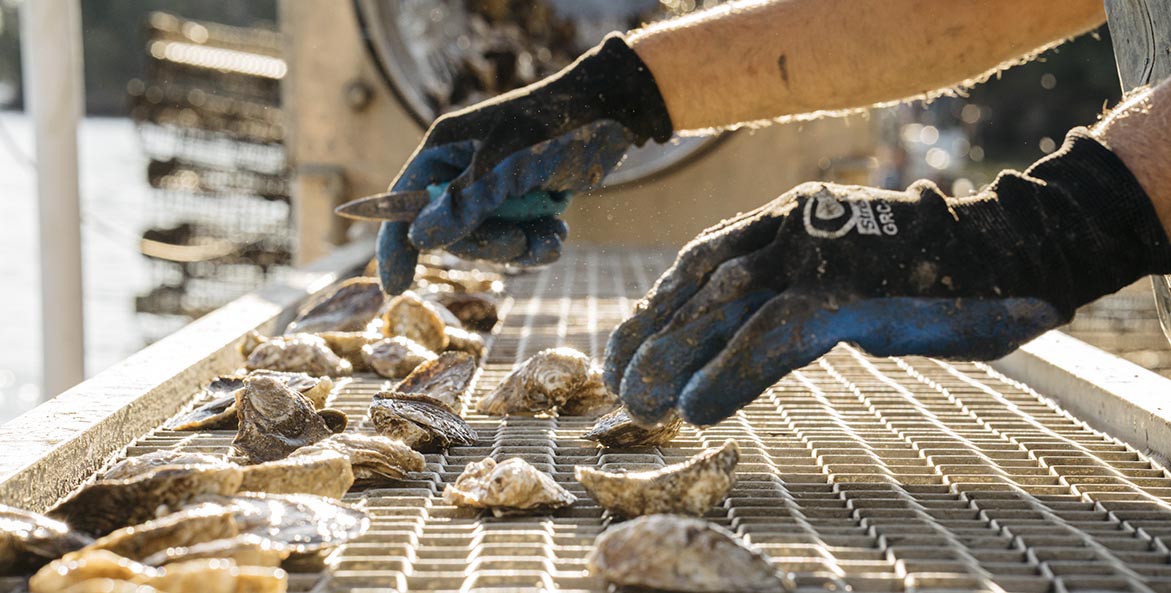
top-left (0, 0), bottom-right (1158, 421)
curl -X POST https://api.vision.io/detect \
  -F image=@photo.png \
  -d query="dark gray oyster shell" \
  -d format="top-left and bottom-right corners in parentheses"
top-left (190, 493), bottom-right (369, 556)
top-left (583, 408), bottom-right (684, 448)
top-left (0, 505), bottom-right (92, 575)
top-left (169, 371), bottom-right (332, 432)
top-left (232, 375), bottom-right (345, 463)
top-left (83, 504), bottom-right (237, 562)
top-left (238, 448), bottom-right (355, 499)
top-left (432, 292), bottom-right (498, 332)
top-left (378, 292), bottom-right (449, 351)
top-left (394, 351), bottom-right (477, 408)
top-left (442, 457), bottom-right (575, 517)
top-left (294, 433), bottom-right (425, 483)
top-left (589, 514), bottom-right (793, 593)
top-left (362, 336), bottom-right (437, 378)
top-left (245, 333), bottom-right (352, 377)
top-left (477, 347), bottom-right (615, 416)
top-left (369, 393), bottom-right (477, 452)
top-left (286, 276), bottom-right (385, 334)
top-left (575, 440), bottom-right (739, 518)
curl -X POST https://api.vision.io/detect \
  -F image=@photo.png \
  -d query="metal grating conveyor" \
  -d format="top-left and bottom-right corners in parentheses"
top-left (15, 247), bottom-right (1171, 593)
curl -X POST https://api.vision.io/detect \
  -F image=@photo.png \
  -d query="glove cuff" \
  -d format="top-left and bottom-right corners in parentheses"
top-left (566, 33), bottom-right (675, 146)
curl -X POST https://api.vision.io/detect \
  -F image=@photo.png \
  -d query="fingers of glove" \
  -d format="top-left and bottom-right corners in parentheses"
top-left (443, 219), bottom-right (528, 263)
top-left (410, 121), bottom-right (632, 250)
top-left (390, 140), bottom-right (478, 192)
top-left (602, 208), bottom-right (786, 393)
top-left (376, 221), bottom-right (420, 295)
top-left (618, 289), bottom-right (776, 425)
top-left (513, 217), bottom-right (570, 267)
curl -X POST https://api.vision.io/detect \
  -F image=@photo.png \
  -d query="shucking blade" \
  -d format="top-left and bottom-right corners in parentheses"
top-left (334, 190), bottom-right (433, 222)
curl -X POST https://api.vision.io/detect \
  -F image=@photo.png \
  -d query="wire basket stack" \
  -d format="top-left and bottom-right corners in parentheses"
top-left (129, 12), bottom-right (291, 342)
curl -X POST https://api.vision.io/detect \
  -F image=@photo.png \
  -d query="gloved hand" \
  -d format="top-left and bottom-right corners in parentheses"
top-left (377, 33), bottom-right (674, 293)
top-left (604, 130), bottom-right (1171, 427)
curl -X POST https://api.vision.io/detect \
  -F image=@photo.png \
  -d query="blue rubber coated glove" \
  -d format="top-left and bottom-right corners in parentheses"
top-left (377, 33), bottom-right (674, 293)
top-left (604, 130), bottom-right (1171, 427)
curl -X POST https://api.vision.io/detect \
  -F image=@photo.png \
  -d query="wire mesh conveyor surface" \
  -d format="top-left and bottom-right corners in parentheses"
top-left (45, 248), bottom-right (1171, 592)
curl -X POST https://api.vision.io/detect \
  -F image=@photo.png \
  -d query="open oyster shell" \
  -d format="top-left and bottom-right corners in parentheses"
top-left (0, 505), bottom-right (93, 575)
top-left (583, 407), bottom-right (683, 448)
top-left (477, 347), bottom-right (615, 416)
top-left (286, 277), bottom-right (385, 334)
top-left (394, 351), bottom-right (477, 408)
top-left (378, 292), bottom-right (449, 351)
top-left (576, 440), bottom-right (739, 518)
top-left (442, 457), bottom-right (575, 517)
top-left (232, 375), bottom-right (346, 463)
top-left (363, 336), bottom-right (437, 379)
top-left (244, 333), bottom-right (352, 377)
top-left (294, 433), bottom-right (425, 483)
top-left (369, 393), bottom-right (477, 452)
top-left (238, 448), bottom-right (355, 499)
top-left (589, 514), bottom-right (792, 593)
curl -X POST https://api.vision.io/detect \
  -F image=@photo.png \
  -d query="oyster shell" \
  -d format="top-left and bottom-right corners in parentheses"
top-left (0, 505), bottom-right (92, 575)
top-left (245, 333), bottom-right (352, 377)
top-left (417, 266), bottom-right (503, 294)
top-left (432, 292), bottom-right (498, 332)
top-left (238, 448), bottom-right (355, 498)
top-left (190, 493), bottom-right (369, 555)
top-left (363, 336), bottom-right (437, 378)
top-left (477, 347), bottom-right (615, 416)
top-left (369, 393), bottom-right (477, 452)
top-left (140, 534), bottom-right (286, 568)
top-left (575, 440), bottom-right (739, 518)
top-left (29, 550), bottom-right (287, 593)
top-left (379, 292), bottom-right (449, 351)
top-left (49, 464), bottom-right (244, 536)
top-left (444, 327), bottom-right (486, 360)
top-left (394, 351), bottom-right (477, 408)
top-left (83, 505), bottom-right (237, 562)
top-left (442, 457), bottom-right (575, 517)
top-left (294, 433), bottom-right (425, 482)
top-left (588, 515), bottom-right (791, 593)
top-left (233, 375), bottom-right (345, 463)
top-left (102, 450), bottom-right (231, 481)
top-left (286, 277), bottom-right (385, 334)
top-left (316, 330), bottom-right (378, 372)
top-left (583, 408), bottom-right (684, 448)
top-left (169, 371), bottom-right (332, 432)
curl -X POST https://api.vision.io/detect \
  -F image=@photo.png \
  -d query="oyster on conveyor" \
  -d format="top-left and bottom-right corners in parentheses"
top-left (444, 327), bottom-right (486, 360)
top-left (589, 515), bottom-right (793, 593)
top-left (316, 330), bottom-right (379, 372)
top-left (575, 440), bottom-right (739, 518)
top-left (583, 407), bottom-right (683, 448)
top-left (168, 371), bottom-right (333, 432)
top-left (0, 505), bottom-right (92, 575)
top-left (48, 464), bottom-right (244, 536)
top-left (477, 347), bottom-right (615, 416)
top-left (190, 493), bottom-right (370, 556)
top-left (286, 277), bottom-right (385, 334)
top-left (238, 448), bottom-right (355, 499)
top-left (233, 375), bottom-right (347, 463)
top-left (363, 336), bottom-right (437, 379)
top-left (431, 291), bottom-right (498, 332)
top-left (140, 534), bottom-right (286, 568)
top-left (416, 265), bottom-right (503, 294)
top-left (442, 457), bottom-right (575, 517)
top-left (102, 450), bottom-right (232, 481)
top-left (378, 292), bottom-right (449, 351)
top-left (28, 549), bottom-right (287, 593)
top-left (294, 433), bottom-right (425, 483)
top-left (83, 505), bottom-right (238, 562)
top-left (244, 332), bottom-right (353, 377)
top-left (394, 351), bottom-right (477, 408)
top-left (368, 393), bottom-right (477, 452)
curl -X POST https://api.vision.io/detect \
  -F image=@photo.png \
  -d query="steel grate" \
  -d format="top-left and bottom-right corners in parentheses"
top-left (30, 247), bottom-right (1171, 592)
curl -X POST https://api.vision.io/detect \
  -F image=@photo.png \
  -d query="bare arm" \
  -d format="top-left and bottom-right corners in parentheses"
top-left (630, 0), bottom-right (1105, 131)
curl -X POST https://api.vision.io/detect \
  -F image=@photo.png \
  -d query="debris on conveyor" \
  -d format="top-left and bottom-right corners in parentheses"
top-left (583, 407), bottom-right (684, 448)
top-left (443, 457), bottom-right (575, 517)
top-left (477, 347), bottom-right (615, 416)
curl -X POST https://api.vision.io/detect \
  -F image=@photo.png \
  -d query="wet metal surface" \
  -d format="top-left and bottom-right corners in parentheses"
top-left (11, 248), bottom-right (1171, 592)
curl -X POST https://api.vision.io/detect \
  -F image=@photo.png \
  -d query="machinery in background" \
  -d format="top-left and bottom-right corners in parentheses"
top-left (130, 13), bottom-right (292, 342)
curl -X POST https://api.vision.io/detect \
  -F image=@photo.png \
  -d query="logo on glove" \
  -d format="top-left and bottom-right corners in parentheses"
top-left (804, 194), bottom-right (898, 239)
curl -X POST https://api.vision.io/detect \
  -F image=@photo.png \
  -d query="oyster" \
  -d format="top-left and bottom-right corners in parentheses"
top-left (238, 448), bottom-right (355, 499)
top-left (140, 534), bottom-right (286, 568)
top-left (583, 408), bottom-right (684, 448)
top-left (0, 505), bottom-right (92, 575)
top-left (575, 440), bottom-right (739, 518)
top-left (29, 550), bottom-right (287, 593)
top-left (286, 277), bottom-right (385, 334)
top-left (444, 327), bottom-right (485, 360)
top-left (417, 266), bottom-right (503, 294)
top-left (432, 292), bottom-right (498, 332)
top-left (379, 292), bottom-right (449, 351)
top-left (369, 393), bottom-right (477, 452)
top-left (83, 506), bottom-right (237, 562)
top-left (589, 515), bottom-right (791, 593)
top-left (294, 433), bottom-right (425, 482)
top-left (233, 375), bottom-right (346, 463)
top-left (249, 370), bottom-right (333, 409)
top-left (49, 464), bottom-right (243, 536)
top-left (442, 457), bottom-right (575, 517)
top-left (363, 336), bottom-right (437, 378)
top-left (168, 371), bottom-right (332, 432)
top-left (102, 450), bottom-right (231, 481)
top-left (394, 351), bottom-right (477, 408)
top-left (191, 493), bottom-right (369, 555)
top-left (477, 348), bottom-right (615, 416)
top-left (316, 330), bottom-right (378, 372)
top-left (245, 333), bottom-right (352, 377)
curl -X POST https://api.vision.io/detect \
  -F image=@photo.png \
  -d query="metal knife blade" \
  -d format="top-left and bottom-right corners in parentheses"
top-left (334, 190), bottom-right (432, 222)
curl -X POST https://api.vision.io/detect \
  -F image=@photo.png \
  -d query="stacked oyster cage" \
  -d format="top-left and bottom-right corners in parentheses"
top-left (130, 12), bottom-right (291, 341)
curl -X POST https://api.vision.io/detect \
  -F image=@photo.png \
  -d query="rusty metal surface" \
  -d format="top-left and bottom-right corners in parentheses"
top-left (11, 247), bottom-right (1171, 592)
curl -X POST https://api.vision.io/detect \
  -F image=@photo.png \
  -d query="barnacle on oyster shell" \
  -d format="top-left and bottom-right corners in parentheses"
top-left (477, 347), bottom-right (615, 416)
top-left (294, 433), bottom-right (425, 483)
top-left (394, 351), bottom-right (477, 408)
top-left (378, 292), bottom-right (449, 351)
top-left (238, 448), bottom-right (355, 499)
top-left (432, 291), bottom-right (498, 332)
top-left (444, 327), bottom-right (485, 360)
top-left (588, 514), bottom-right (792, 593)
top-left (244, 333), bottom-right (352, 377)
top-left (28, 549), bottom-right (287, 593)
top-left (368, 393), bottom-right (477, 452)
top-left (583, 407), bottom-right (683, 448)
top-left (83, 505), bottom-right (238, 562)
top-left (232, 375), bottom-right (346, 463)
top-left (442, 457), bottom-right (575, 517)
top-left (363, 336), bottom-right (437, 378)
top-left (139, 534), bottom-right (286, 568)
top-left (169, 371), bottom-right (333, 432)
top-left (575, 440), bottom-right (738, 518)
top-left (0, 505), bottom-right (92, 575)
top-left (286, 277), bottom-right (385, 334)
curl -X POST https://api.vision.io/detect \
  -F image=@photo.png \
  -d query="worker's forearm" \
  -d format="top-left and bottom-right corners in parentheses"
top-left (1093, 78), bottom-right (1171, 238)
top-left (629, 0), bottom-right (1105, 131)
